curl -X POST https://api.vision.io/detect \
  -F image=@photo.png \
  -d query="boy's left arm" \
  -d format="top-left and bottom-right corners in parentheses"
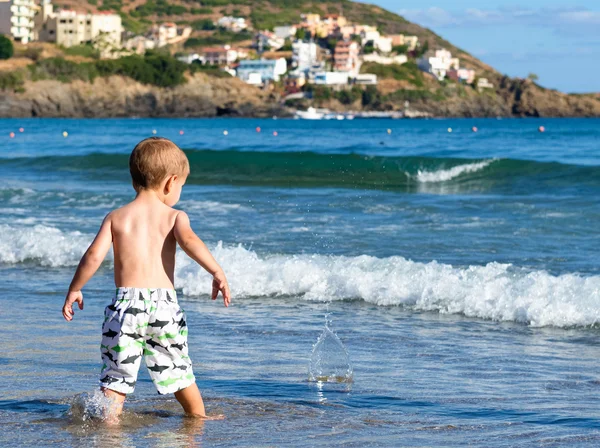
top-left (63, 213), bottom-right (113, 321)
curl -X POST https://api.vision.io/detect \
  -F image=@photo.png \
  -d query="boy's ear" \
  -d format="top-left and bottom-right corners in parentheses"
top-left (164, 175), bottom-right (177, 194)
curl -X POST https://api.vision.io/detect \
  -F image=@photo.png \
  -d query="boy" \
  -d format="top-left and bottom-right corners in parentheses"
top-left (62, 137), bottom-right (230, 419)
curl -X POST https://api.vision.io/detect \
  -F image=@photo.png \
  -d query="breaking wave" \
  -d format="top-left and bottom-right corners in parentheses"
top-left (0, 150), bottom-right (597, 193)
top-left (3, 225), bottom-right (598, 328)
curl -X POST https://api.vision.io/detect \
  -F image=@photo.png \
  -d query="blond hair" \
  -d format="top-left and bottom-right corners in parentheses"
top-left (129, 137), bottom-right (190, 191)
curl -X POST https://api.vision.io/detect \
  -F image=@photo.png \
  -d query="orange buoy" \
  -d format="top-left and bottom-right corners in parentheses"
top-left (256, 127), bottom-right (261, 133)
top-left (19, 127), bottom-right (24, 133)
top-left (179, 130), bottom-right (184, 135)
top-left (472, 126), bottom-right (478, 132)
top-left (9, 132), bottom-right (15, 138)
top-left (273, 131), bottom-right (278, 136)
top-left (538, 126), bottom-right (545, 133)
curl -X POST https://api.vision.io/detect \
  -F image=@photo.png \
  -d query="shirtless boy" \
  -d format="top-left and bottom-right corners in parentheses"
top-left (62, 137), bottom-right (230, 419)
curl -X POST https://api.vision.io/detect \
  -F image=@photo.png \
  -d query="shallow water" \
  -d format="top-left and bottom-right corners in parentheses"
top-left (1, 118), bottom-right (600, 446)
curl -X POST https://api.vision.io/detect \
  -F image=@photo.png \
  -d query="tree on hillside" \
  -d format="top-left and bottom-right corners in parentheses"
top-left (0, 35), bottom-right (14, 60)
top-left (528, 73), bottom-right (539, 82)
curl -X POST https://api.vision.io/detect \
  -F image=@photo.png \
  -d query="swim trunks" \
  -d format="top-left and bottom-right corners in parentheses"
top-left (99, 287), bottom-right (195, 395)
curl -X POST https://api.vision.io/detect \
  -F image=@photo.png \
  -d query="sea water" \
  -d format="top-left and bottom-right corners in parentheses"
top-left (1, 118), bottom-right (600, 446)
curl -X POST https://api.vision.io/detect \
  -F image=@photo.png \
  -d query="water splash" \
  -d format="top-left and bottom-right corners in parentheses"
top-left (308, 311), bottom-right (353, 384)
top-left (69, 390), bottom-right (119, 422)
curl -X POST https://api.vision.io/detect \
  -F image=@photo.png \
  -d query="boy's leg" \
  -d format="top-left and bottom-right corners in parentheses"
top-left (102, 387), bottom-right (126, 417)
top-left (174, 383), bottom-right (206, 417)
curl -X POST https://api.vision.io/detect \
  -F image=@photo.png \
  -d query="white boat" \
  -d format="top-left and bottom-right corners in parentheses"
top-left (295, 107), bottom-right (327, 120)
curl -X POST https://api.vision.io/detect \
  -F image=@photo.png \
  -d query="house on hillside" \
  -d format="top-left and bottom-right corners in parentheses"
top-left (292, 40), bottom-right (318, 72)
top-left (334, 40), bottom-right (360, 76)
top-left (236, 58), bottom-right (287, 85)
top-left (217, 16), bottom-right (247, 32)
top-left (0, 0), bottom-right (37, 44)
top-left (35, 1), bottom-right (122, 50)
top-left (362, 53), bottom-right (407, 66)
top-left (200, 45), bottom-right (247, 66)
top-left (256, 30), bottom-right (285, 51)
top-left (274, 25), bottom-right (297, 40)
top-left (447, 68), bottom-right (475, 84)
top-left (417, 49), bottom-right (459, 80)
top-left (389, 34), bottom-right (419, 51)
top-left (124, 35), bottom-right (155, 54)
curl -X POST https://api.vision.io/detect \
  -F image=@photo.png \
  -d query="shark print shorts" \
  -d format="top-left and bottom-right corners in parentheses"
top-left (99, 287), bottom-right (195, 395)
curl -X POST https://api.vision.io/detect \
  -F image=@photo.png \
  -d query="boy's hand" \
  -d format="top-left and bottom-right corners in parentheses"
top-left (63, 290), bottom-right (84, 321)
top-left (212, 271), bottom-right (231, 307)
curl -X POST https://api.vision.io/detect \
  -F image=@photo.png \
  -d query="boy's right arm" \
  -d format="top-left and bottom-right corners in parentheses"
top-left (174, 211), bottom-right (231, 307)
top-left (63, 213), bottom-right (113, 321)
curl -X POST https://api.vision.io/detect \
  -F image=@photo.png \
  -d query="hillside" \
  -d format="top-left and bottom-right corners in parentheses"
top-left (0, 0), bottom-right (599, 118)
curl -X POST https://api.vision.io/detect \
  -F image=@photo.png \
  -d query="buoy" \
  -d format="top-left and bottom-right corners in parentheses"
top-left (152, 129), bottom-right (157, 135)
top-left (273, 131), bottom-right (278, 136)
top-left (448, 128), bottom-right (453, 133)
top-left (387, 129), bottom-right (392, 134)
top-left (179, 130), bottom-right (184, 135)
top-left (9, 132), bottom-right (15, 138)
top-left (18, 127), bottom-right (24, 133)
top-left (256, 127), bottom-right (261, 133)
top-left (63, 131), bottom-right (68, 138)
top-left (223, 130), bottom-right (229, 136)
top-left (472, 126), bottom-right (478, 132)
top-left (538, 126), bottom-right (545, 133)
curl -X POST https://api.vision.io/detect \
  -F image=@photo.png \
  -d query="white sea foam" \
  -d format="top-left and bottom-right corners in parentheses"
top-left (177, 243), bottom-right (600, 328)
top-left (2, 224), bottom-right (599, 328)
top-left (0, 224), bottom-right (102, 266)
top-left (416, 159), bottom-right (495, 183)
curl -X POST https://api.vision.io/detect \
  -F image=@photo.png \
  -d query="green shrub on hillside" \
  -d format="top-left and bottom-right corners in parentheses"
top-left (63, 43), bottom-right (100, 59)
top-left (361, 61), bottom-right (424, 87)
top-left (184, 30), bottom-right (253, 48)
top-left (0, 70), bottom-right (25, 92)
top-left (192, 19), bottom-right (216, 31)
top-left (29, 57), bottom-right (99, 83)
top-left (96, 51), bottom-right (187, 87)
top-left (0, 35), bottom-right (14, 60)
top-left (131, 0), bottom-right (188, 17)
top-left (27, 52), bottom-right (188, 87)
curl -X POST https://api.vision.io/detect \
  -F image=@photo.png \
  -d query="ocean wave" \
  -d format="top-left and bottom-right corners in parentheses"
top-left (3, 224), bottom-right (599, 328)
top-left (1, 150), bottom-right (597, 193)
top-left (416, 160), bottom-right (496, 183)
top-left (177, 244), bottom-right (600, 328)
top-left (0, 224), bottom-right (103, 267)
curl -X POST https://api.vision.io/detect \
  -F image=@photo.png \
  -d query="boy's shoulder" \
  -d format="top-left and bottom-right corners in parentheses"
top-left (106, 200), bottom-right (184, 225)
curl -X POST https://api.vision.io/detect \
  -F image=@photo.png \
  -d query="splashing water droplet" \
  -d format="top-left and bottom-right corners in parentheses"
top-left (308, 314), bottom-right (353, 384)
top-left (69, 390), bottom-right (118, 422)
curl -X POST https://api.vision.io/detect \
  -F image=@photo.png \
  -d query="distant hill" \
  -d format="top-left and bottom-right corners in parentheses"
top-left (1, 0), bottom-right (599, 117)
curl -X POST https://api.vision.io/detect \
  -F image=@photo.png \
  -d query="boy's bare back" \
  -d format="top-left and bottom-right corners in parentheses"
top-left (110, 196), bottom-right (180, 289)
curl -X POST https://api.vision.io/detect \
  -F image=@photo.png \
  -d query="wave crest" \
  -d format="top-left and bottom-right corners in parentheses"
top-left (3, 224), bottom-right (598, 328)
top-left (416, 160), bottom-right (496, 183)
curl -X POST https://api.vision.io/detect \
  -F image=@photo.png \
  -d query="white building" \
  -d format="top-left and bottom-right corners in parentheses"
top-left (362, 53), bottom-right (407, 66)
top-left (417, 49), bottom-right (459, 80)
top-left (256, 31), bottom-right (285, 51)
top-left (236, 58), bottom-right (287, 84)
top-left (0, 0), bottom-right (37, 44)
top-left (274, 25), bottom-right (297, 40)
top-left (292, 40), bottom-right (317, 72)
top-left (312, 71), bottom-right (349, 86)
top-left (390, 34), bottom-right (419, 51)
top-left (123, 35), bottom-right (155, 55)
top-left (177, 53), bottom-right (203, 64)
top-left (217, 16), bottom-right (247, 32)
top-left (354, 73), bottom-right (377, 85)
top-left (374, 36), bottom-right (392, 53)
top-left (35, 3), bottom-right (122, 49)
top-left (477, 78), bottom-right (494, 91)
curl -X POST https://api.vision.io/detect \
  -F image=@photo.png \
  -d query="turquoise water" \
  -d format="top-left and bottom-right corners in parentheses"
top-left (1, 118), bottom-right (600, 446)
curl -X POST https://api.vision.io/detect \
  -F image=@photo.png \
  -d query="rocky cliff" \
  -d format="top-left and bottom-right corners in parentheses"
top-left (1, 73), bottom-right (599, 118)
top-left (0, 73), bottom-right (287, 118)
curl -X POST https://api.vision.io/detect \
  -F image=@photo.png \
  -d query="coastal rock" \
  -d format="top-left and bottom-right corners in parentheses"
top-left (0, 73), bottom-right (289, 118)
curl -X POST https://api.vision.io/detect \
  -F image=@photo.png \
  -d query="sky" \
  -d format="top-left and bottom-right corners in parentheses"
top-left (365, 0), bottom-right (600, 93)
